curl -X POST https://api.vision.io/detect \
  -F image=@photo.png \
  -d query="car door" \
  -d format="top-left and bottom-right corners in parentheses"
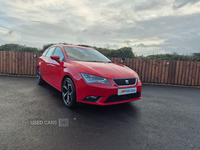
top-left (42, 47), bottom-right (56, 81)
top-left (48, 46), bottom-right (66, 89)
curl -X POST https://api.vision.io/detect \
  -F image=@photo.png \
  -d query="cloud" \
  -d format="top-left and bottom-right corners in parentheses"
top-left (0, 0), bottom-right (200, 56)
top-left (104, 43), bottom-right (119, 49)
top-left (7, 30), bottom-right (13, 35)
top-left (173, 0), bottom-right (200, 9)
top-left (137, 43), bottom-right (148, 48)
top-left (124, 40), bottom-right (131, 46)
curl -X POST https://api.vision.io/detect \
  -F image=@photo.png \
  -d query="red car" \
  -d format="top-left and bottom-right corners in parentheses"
top-left (37, 44), bottom-right (142, 107)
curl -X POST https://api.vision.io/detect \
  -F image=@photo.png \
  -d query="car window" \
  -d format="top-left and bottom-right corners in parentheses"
top-left (42, 48), bottom-right (49, 56)
top-left (52, 47), bottom-right (65, 62)
top-left (46, 47), bottom-right (55, 58)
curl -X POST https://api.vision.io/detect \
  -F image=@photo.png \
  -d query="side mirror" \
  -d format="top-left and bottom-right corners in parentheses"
top-left (50, 55), bottom-right (60, 62)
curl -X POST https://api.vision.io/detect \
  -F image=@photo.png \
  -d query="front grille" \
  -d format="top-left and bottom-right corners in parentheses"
top-left (113, 78), bottom-right (136, 86)
top-left (105, 92), bottom-right (140, 103)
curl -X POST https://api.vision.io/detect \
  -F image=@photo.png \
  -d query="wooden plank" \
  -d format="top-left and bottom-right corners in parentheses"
top-left (184, 61), bottom-right (190, 85)
top-left (3, 51), bottom-right (7, 73)
top-left (124, 58), bottom-right (127, 66)
top-left (21, 52), bottom-right (25, 75)
top-left (132, 59), bottom-right (136, 71)
top-left (2, 51), bottom-right (4, 73)
top-left (5, 51), bottom-right (9, 74)
top-left (8, 51), bottom-right (11, 74)
top-left (147, 59), bottom-right (152, 83)
top-left (177, 61), bottom-right (183, 85)
top-left (174, 61), bottom-right (180, 84)
top-left (181, 61), bottom-right (187, 85)
top-left (33, 53), bottom-right (37, 75)
top-left (116, 57), bottom-right (119, 63)
top-left (126, 58), bottom-right (130, 68)
top-left (24, 52), bottom-right (28, 75)
top-left (188, 61), bottom-right (194, 86)
top-left (167, 60), bottom-right (172, 84)
top-left (110, 57), bottom-right (114, 62)
top-left (36, 53), bottom-right (40, 70)
top-left (28, 52), bottom-right (31, 75)
top-left (138, 59), bottom-right (143, 79)
top-left (161, 60), bottom-right (166, 84)
top-left (151, 59), bottom-right (156, 83)
top-left (19, 52), bottom-right (22, 74)
top-left (195, 62), bottom-right (200, 86)
top-left (154, 60), bottom-right (159, 83)
top-left (115, 57), bottom-right (118, 63)
top-left (9, 51), bottom-right (13, 74)
top-left (164, 60), bottom-right (169, 84)
top-left (15, 51), bottom-right (19, 74)
top-left (129, 58), bottom-right (133, 70)
top-left (114, 57), bottom-right (117, 63)
top-left (33, 53), bottom-right (35, 75)
top-left (144, 59), bottom-right (149, 82)
top-left (198, 62), bottom-right (200, 86)
top-left (13, 52), bottom-right (16, 74)
top-left (171, 61), bottom-right (176, 84)
top-left (158, 60), bottom-right (163, 83)
top-left (117, 57), bottom-right (121, 64)
top-left (113, 57), bottom-right (116, 63)
top-left (141, 59), bottom-right (146, 82)
top-left (129, 58), bottom-right (132, 68)
top-left (0, 51), bottom-right (2, 73)
top-left (135, 59), bottom-right (139, 75)
top-left (191, 62), bottom-right (197, 86)
top-left (30, 53), bottom-right (33, 75)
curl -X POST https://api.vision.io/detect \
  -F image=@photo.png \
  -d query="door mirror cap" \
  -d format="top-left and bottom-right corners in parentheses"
top-left (50, 55), bottom-right (60, 62)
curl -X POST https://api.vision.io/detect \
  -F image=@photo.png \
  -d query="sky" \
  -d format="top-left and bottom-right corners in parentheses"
top-left (0, 0), bottom-right (200, 56)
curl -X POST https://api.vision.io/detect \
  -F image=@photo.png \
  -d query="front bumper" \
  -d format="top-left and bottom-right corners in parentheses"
top-left (75, 78), bottom-right (142, 105)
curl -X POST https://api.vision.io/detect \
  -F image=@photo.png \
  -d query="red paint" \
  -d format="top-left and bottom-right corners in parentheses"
top-left (37, 45), bottom-right (142, 105)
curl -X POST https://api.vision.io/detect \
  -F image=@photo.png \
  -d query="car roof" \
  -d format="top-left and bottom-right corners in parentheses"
top-left (51, 44), bottom-right (95, 50)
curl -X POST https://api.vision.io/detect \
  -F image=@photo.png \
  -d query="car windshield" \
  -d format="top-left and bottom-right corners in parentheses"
top-left (64, 47), bottom-right (112, 62)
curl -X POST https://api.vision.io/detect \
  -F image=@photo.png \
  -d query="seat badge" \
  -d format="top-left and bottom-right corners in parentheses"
top-left (125, 80), bottom-right (129, 84)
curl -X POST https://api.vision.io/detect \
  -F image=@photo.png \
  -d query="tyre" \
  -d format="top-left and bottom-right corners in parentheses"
top-left (36, 67), bottom-right (45, 85)
top-left (62, 77), bottom-right (77, 108)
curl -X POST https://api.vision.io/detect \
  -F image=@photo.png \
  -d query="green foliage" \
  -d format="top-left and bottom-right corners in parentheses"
top-left (94, 46), bottom-right (135, 58)
top-left (0, 43), bottom-right (199, 61)
top-left (0, 43), bottom-right (39, 52)
top-left (137, 53), bottom-right (200, 62)
top-left (42, 43), bottom-right (55, 52)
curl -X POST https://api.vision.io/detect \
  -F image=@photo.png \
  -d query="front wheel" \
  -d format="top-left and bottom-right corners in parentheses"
top-left (62, 78), bottom-right (77, 108)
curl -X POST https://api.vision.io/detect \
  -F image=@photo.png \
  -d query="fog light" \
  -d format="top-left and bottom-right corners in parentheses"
top-left (83, 96), bottom-right (101, 102)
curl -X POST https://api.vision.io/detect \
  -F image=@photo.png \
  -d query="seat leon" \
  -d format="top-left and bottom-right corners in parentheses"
top-left (37, 44), bottom-right (142, 107)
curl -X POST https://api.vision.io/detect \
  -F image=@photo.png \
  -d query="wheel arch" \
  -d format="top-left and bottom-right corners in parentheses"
top-left (61, 74), bottom-right (76, 91)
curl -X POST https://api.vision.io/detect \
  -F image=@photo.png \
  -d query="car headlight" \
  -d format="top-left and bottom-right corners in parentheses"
top-left (138, 76), bottom-right (141, 83)
top-left (81, 73), bottom-right (111, 85)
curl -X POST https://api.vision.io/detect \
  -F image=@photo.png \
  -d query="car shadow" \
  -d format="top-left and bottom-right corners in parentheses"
top-left (39, 82), bottom-right (140, 121)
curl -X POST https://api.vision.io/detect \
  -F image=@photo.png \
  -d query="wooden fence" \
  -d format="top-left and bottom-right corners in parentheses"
top-left (0, 51), bottom-right (199, 86)
top-left (0, 51), bottom-right (42, 76)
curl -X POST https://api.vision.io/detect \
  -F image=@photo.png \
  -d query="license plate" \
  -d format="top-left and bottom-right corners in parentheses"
top-left (118, 87), bottom-right (137, 95)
